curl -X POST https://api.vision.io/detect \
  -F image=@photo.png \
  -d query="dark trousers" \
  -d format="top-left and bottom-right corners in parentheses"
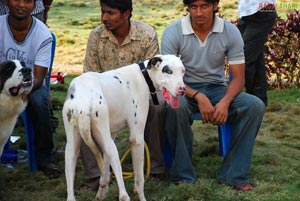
top-left (238, 10), bottom-right (277, 106)
top-left (26, 85), bottom-right (54, 168)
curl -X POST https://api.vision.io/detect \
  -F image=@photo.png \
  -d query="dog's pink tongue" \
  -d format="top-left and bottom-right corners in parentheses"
top-left (162, 87), bottom-right (180, 109)
top-left (11, 87), bottom-right (19, 94)
top-left (170, 95), bottom-right (180, 109)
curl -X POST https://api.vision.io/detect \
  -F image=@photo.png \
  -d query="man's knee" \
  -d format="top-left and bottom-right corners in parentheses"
top-left (237, 93), bottom-right (265, 117)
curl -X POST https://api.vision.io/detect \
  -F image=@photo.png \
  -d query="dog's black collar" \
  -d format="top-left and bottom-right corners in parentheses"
top-left (138, 61), bottom-right (159, 105)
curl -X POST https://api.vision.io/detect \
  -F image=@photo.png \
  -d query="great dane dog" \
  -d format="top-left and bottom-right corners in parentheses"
top-left (0, 60), bottom-right (33, 157)
top-left (63, 54), bottom-right (185, 201)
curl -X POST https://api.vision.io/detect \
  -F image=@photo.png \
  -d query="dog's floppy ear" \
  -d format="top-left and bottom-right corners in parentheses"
top-left (147, 57), bottom-right (162, 69)
top-left (0, 61), bottom-right (17, 93)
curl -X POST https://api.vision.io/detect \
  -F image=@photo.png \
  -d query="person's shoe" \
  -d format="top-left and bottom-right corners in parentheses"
top-left (150, 171), bottom-right (168, 180)
top-left (80, 176), bottom-right (100, 192)
top-left (39, 163), bottom-right (62, 179)
top-left (233, 183), bottom-right (254, 191)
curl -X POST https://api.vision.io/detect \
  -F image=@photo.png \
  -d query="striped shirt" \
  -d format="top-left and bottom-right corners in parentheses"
top-left (0, 0), bottom-right (44, 15)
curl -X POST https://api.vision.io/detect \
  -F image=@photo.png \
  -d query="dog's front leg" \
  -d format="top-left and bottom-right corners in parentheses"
top-left (131, 136), bottom-right (146, 201)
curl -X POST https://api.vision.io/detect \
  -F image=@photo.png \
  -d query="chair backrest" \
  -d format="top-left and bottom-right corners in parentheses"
top-left (46, 32), bottom-right (56, 91)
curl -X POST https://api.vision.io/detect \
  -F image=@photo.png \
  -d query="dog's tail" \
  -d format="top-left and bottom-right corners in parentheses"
top-left (63, 86), bottom-right (105, 173)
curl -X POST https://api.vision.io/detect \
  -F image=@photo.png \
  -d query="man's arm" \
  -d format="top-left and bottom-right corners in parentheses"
top-left (32, 37), bottom-right (53, 91)
top-left (209, 22), bottom-right (246, 125)
top-left (211, 63), bottom-right (245, 125)
top-left (222, 63), bottom-right (245, 106)
top-left (32, 65), bottom-right (48, 91)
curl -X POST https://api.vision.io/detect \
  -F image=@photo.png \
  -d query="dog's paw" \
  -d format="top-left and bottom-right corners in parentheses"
top-left (120, 195), bottom-right (130, 201)
top-left (95, 185), bottom-right (109, 200)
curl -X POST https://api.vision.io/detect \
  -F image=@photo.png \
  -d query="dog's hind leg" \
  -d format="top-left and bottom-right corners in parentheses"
top-left (95, 152), bottom-right (110, 200)
top-left (92, 128), bottom-right (130, 201)
top-left (64, 120), bottom-right (82, 201)
top-left (104, 139), bottom-right (130, 201)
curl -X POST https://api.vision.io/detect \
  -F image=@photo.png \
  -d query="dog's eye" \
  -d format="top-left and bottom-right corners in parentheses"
top-left (20, 61), bottom-right (26, 68)
top-left (162, 65), bottom-right (173, 74)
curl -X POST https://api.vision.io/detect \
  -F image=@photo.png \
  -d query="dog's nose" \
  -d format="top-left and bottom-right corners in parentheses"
top-left (177, 86), bottom-right (186, 96)
top-left (21, 67), bottom-right (32, 74)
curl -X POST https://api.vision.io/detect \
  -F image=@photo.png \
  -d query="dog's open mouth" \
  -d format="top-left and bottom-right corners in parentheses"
top-left (9, 79), bottom-right (32, 96)
top-left (9, 85), bottom-right (21, 96)
top-left (162, 87), bottom-right (180, 109)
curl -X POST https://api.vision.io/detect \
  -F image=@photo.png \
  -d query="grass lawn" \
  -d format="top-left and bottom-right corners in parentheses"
top-left (1, 0), bottom-right (300, 200)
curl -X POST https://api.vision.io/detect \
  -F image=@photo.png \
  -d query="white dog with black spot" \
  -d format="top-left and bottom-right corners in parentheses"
top-left (0, 60), bottom-right (33, 157)
top-left (63, 54), bottom-right (185, 201)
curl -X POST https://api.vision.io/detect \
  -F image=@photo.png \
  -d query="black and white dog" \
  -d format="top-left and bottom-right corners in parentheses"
top-left (0, 60), bottom-right (33, 156)
top-left (63, 54), bottom-right (185, 201)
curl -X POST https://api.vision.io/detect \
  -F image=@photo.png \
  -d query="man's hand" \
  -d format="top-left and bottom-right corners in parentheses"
top-left (194, 92), bottom-right (229, 125)
top-left (211, 100), bottom-right (229, 125)
top-left (194, 92), bottom-right (214, 124)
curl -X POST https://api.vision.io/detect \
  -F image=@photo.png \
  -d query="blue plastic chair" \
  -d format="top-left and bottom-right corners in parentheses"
top-left (163, 114), bottom-right (232, 171)
top-left (1, 32), bottom-right (56, 172)
top-left (193, 113), bottom-right (231, 157)
top-left (163, 116), bottom-right (231, 170)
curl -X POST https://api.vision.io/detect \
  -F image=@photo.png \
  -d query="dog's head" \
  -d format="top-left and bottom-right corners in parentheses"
top-left (0, 60), bottom-right (33, 97)
top-left (146, 54), bottom-right (185, 109)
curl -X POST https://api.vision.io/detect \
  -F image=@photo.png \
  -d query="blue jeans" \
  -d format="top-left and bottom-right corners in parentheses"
top-left (26, 85), bottom-right (54, 168)
top-left (165, 83), bottom-right (265, 185)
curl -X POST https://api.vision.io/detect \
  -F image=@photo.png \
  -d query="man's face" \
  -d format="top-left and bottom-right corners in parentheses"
top-left (6, 0), bottom-right (35, 20)
top-left (101, 3), bottom-right (130, 32)
top-left (188, 0), bottom-right (218, 27)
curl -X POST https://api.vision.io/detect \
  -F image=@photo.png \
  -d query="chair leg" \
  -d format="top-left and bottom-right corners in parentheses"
top-left (163, 112), bottom-right (232, 169)
top-left (218, 122), bottom-right (232, 157)
top-left (21, 111), bottom-right (38, 172)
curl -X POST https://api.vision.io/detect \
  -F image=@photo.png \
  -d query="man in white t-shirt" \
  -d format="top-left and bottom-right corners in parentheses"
top-left (238, 0), bottom-right (277, 106)
top-left (0, 0), bottom-right (61, 179)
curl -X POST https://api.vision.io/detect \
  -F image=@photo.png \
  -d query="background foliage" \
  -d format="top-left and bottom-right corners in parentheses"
top-left (265, 10), bottom-right (300, 89)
